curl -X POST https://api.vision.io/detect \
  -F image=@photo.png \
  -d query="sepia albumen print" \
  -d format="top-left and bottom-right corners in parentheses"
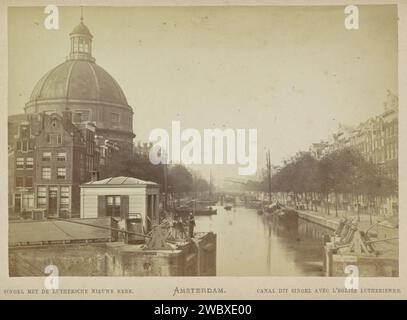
top-left (7, 4), bottom-right (398, 278)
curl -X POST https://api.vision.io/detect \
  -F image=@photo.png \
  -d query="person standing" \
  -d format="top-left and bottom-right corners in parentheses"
top-left (188, 213), bottom-right (196, 238)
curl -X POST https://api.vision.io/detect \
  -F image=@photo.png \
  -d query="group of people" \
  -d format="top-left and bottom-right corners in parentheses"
top-left (168, 212), bottom-right (196, 240)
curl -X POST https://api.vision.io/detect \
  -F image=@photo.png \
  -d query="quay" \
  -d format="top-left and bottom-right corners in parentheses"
top-left (278, 207), bottom-right (399, 277)
top-left (296, 210), bottom-right (338, 231)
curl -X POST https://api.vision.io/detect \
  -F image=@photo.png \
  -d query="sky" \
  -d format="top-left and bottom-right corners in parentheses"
top-left (8, 5), bottom-right (398, 183)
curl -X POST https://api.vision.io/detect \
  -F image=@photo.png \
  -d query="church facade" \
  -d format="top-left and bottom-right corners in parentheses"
top-left (9, 18), bottom-right (135, 218)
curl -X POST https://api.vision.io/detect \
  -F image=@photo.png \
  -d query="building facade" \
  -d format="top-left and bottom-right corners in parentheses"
top-left (9, 117), bottom-right (36, 218)
top-left (80, 176), bottom-right (160, 233)
top-left (309, 90), bottom-right (398, 182)
top-left (8, 112), bottom-right (98, 218)
top-left (306, 91), bottom-right (398, 216)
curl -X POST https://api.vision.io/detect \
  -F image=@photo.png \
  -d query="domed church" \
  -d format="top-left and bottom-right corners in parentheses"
top-left (24, 18), bottom-right (135, 153)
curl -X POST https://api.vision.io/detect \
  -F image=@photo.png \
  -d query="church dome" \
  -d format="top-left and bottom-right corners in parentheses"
top-left (27, 60), bottom-right (129, 107)
top-left (25, 18), bottom-right (131, 110)
top-left (24, 18), bottom-right (134, 153)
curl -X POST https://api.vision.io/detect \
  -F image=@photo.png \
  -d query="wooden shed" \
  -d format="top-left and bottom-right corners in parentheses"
top-left (80, 176), bottom-right (160, 232)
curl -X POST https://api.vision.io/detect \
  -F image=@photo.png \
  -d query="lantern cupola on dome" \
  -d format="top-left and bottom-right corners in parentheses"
top-left (69, 15), bottom-right (95, 62)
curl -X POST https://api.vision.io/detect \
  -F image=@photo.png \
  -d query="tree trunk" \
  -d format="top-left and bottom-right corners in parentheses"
top-left (357, 194), bottom-right (360, 222)
top-left (306, 192), bottom-right (309, 211)
top-left (335, 193), bottom-right (338, 217)
top-left (326, 192), bottom-right (330, 215)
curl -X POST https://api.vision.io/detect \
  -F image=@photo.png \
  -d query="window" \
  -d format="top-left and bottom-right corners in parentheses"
top-left (25, 176), bottom-right (33, 188)
top-left (79, 39), bottom-right (84, 52)
top-left (14, 194), bottom-right (21, 212)
top-left (73, 40), bottom-right (79, 52)
top-left (37, 186), bottom-right (47, 207)
top-left (60, 187), bottom-right (70, 209)
top-left (16, 158), bottom-right (24, 169)
top-left (57, 153), bottom-right (66, 161)
top-left (16, 141), bottom-right (21, 150)
top-left (26, 158), bottom-right (34, 169)
top-left (22, 140), bottom-right (28, 152)
top-left (57, 167), bottom-right (66, 180)
top-left (110, 113), bottom-right (120, 124)
top-left (16, 176), bottom-right (24, 187)
top-left (22, 194), bottom-right (34, 208)
top-left (42, 167), bottom-right (51, 180)
top-left (106, 195), bottom-right (121, 217)
top-left (48, 134), bottom-right (61, 145)
top-left (42, 152), bottom-right (51, 161)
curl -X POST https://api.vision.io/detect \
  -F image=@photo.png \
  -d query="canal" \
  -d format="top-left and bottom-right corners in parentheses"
top-left (195, 206), bottom-right (332, 276)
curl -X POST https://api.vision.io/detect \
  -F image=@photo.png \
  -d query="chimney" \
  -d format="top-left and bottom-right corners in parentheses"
top-left (90, 171), bottom-right (99, 182)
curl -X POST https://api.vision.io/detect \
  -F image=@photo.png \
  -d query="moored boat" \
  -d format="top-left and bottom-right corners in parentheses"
top-left (194, 207), bottom-right (217, 216)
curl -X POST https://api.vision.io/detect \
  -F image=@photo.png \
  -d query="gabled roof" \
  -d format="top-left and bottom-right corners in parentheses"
top-left (82, 176), bottom-right (158, 187)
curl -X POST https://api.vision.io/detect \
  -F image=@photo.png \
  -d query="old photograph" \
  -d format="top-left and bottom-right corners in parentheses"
top-left (7, 5), bottom-right (398, 278)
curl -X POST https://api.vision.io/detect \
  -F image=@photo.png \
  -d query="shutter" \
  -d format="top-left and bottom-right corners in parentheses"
top-left (120, 195), bottom-right (129, 219)
top-left (98, 195), bottom-right (106, 217)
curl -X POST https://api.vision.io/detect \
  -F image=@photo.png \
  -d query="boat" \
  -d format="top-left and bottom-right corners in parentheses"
top-left (264, 203), bottom-right (282, 214)
top-left (224, 205), bottom-right (232, 211)
top-left (197, 200), bottom-right (218, 207)
top-left (274, 208), bottom-right (298, 225)
top-left (174, 205), bottom-right (193, 217)
top-left (246, 199), bottom-right (263, 209)
top-left (194, 207), bottom-right (217, 216)
top-left (178, 200), bottom-right (217, 216)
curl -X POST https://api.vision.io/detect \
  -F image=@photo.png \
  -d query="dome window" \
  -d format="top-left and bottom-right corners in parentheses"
top-left (110, 113), bottom-right (120, 124)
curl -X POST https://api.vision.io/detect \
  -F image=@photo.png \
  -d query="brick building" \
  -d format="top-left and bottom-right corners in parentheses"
top-left (8, 112), bottom-right (99, 218)
top-left (8, 116), bottom-right (36, 218)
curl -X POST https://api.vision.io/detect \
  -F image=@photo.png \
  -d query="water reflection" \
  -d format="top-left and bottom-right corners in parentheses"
top-left (195, 206), bottom-right (332, 276)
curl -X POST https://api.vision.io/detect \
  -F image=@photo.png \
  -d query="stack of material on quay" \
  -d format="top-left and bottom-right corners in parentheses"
top-left (324, 218), bottom-right (398, 277)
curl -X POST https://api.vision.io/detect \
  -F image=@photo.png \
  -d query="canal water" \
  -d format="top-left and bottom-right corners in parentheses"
top-left (195, 206), bottom-right (332, 276)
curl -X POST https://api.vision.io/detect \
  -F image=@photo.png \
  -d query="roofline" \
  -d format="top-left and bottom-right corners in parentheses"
top-left (69, 31), bottom-right (93, 38)
top-left (25, 98), bottom-right (133, 112)
top-left (80, 183), bottom-right (160, 189)
top-left (96, 127), bottom-right (135, 139)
